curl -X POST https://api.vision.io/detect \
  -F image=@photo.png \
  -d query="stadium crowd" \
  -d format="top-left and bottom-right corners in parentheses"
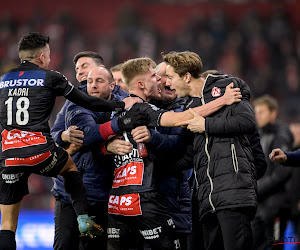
top-left (0, 2), bottom-right (300, 250)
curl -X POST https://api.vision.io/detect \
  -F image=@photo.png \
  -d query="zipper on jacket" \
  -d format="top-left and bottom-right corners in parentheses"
top-left (193, 168), bottom-right (199, 191)
top-left (200, 90), bottom-right (215, 212)
top-left (205, 132), bottom-right (215, 212)
top-left (231, 144), bottom-right (239, 173)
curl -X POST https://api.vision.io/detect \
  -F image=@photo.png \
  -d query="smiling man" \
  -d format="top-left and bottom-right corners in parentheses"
top-left (87, 67), bottom-right (115, 99)
top-left (52, 66), bottom-right (146, 250)
top-left (107, 57), bottom-right (182, 250)
top-left (51, 52), bottom-right (129, 149)
top-left (162, 51), bottom-right (264, 250)
top-left (106, 57), bottom-right (243, 250)
top-left (0, 33), bottom-right (141, 250)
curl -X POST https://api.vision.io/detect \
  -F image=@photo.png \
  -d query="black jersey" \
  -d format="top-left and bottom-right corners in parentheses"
top-left (110, 102), bottom-right (166, 197)
top-left (0, 61), bottom-right (74, 159)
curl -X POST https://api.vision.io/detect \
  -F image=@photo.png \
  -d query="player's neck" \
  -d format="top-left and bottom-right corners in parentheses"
top-left (129, 90), bottom-right (146, 102)
top-left (190, 79), bottom-right (204, 98)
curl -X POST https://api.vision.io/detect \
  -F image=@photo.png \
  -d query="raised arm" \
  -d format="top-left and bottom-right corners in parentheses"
top-left (66, 87), bottom-right (142, 112)
top-left (160, 83), bottom-right (241, 127)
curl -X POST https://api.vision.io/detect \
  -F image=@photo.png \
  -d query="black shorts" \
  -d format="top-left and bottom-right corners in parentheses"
top-left (0, 145), bottom-right (68, 205)
top-left (107, 191), bottom-right (181, 250)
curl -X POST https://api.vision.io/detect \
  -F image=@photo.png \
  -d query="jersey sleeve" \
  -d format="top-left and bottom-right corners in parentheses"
top-left (137, 103), bottom-right (167, 128)
top-left (46, 70), bottom-right (74, 96)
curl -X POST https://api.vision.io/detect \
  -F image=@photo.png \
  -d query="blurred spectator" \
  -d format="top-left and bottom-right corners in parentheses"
top-left (110, 63), bottom-right (129, 92)
top-left (252, 95), bottom-right (294, 250)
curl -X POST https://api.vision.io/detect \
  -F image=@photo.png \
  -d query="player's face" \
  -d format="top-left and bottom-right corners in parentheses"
top-left (166, 65), bottom-right (190, 98)
top-left (144, 67), bottom-right (161, 101)
top-left (75, 57), bottom-right (101, 82)
top-left (254, 104), bottom-right (276, 128)
top-left (87, 67), bottom-right (114, 100)
top-left (156, 63), bottom-right (176, 102)
top-left (112, 71), bottom-right (128, 92)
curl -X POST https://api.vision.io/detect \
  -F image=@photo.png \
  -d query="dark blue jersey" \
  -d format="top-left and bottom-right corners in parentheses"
top-left (0, 61), bottom-right (73, 159)
top-left (0, 61), bottom-right (124, 160)
top-left (110, 101), bottom-right (166, 196)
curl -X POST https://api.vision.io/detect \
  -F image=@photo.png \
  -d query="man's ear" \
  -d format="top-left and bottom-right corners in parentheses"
top-left (137, 80), bottom-right (145, 89)
top-left (184, 72), bottom-right (191, 84)
top-left (110, 81), bottom-right (115, 91)
top-left (37, 52), bottom-right (44, 65)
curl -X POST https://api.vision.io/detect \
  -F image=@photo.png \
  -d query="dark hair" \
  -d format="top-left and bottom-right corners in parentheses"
top-left (73, 51), bottom-right (104, 66)
top-left (18, 32), bottom-right (50, 51)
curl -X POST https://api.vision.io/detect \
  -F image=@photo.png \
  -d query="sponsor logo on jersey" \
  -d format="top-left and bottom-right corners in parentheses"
top-left (107, 227), bottom-right (120, 239)
top-left (2, 172), bottom-right (24, 184)
top-left (112, 161), bottom-right (144, 188)
top-left (211, 86), bottom-right (221, 97)
top-left (139, 226), bottom-right (162, 239)
top-left (108, 193), bottom-right (142, 216)
top-left (0, 71), bottom-right (46, 89)
top-left (1, 129), bottom-right (47, 151)
top-left (5, 151), bottom-right (51, 167)
top-left (114, 148), bottom-right (143, 166)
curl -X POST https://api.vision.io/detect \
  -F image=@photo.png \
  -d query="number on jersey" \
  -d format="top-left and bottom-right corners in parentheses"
top-left (5, 97), bottom-right (30, 125)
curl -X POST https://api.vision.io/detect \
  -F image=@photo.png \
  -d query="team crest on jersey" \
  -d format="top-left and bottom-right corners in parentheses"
top-left (211, 87), bottom-right (221, 97)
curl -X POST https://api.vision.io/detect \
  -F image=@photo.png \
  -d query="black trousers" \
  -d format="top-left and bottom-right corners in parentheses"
top-left (53, 200), bottom-right (108, 250)
top-left (107, 191), bottom-right (180, 250)
top-left (202, 208), bottom-right (254, 250)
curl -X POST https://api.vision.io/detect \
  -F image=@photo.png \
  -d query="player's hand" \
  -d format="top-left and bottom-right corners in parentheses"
top-left (269, 148), bottom-right (287, 163)
top-left (107, 136), bottom-right (133, 155)
top-left (175, 108), bottom-right (205, 133)
top-left (122, 97), bottom-right (143, 110)
top-left (66, 143), bottom-right (82, 155)
top-left (61, 126), bottom-right (84, 146)
top-left (222, 82), bottom-right (242, 105)
top-left (118, 107), bottom-right (149, 131)
top-left (131, 126), bottom-right (151, 143)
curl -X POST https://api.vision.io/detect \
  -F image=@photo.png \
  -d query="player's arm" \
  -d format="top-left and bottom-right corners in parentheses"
top-left (68, 107), bottom-right (149, 145)
top-left (160, 83), bottom-right (241, 127)
top-left (51, 103), bottom-right (70, 147)
top-left (65, 87), bottom-right (141, 111)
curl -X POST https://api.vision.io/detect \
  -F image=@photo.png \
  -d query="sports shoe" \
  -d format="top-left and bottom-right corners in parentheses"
top-left (77, 214), bottom-right (104, 238)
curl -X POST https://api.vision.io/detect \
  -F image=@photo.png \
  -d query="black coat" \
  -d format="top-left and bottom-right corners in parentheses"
top-left (193, 72), bottom-right (258, 221)
top-left (256, 121), bottom-right (294, 220)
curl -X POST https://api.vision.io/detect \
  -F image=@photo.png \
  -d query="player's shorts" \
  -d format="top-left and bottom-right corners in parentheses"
top-left (0, 145), bottom-right (68, 205)
top-left (107, 191), bottom-right (181, 250)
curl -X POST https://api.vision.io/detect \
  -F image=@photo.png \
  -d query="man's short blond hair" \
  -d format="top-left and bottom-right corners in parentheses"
top-left (162, 51), bottom-right (203, 78)
top-left (121, 57), bottom-right (156, 87)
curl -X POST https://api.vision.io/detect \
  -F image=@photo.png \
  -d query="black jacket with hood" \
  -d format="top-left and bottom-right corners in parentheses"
top-left (193, 72), bottom-right (258, 221)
